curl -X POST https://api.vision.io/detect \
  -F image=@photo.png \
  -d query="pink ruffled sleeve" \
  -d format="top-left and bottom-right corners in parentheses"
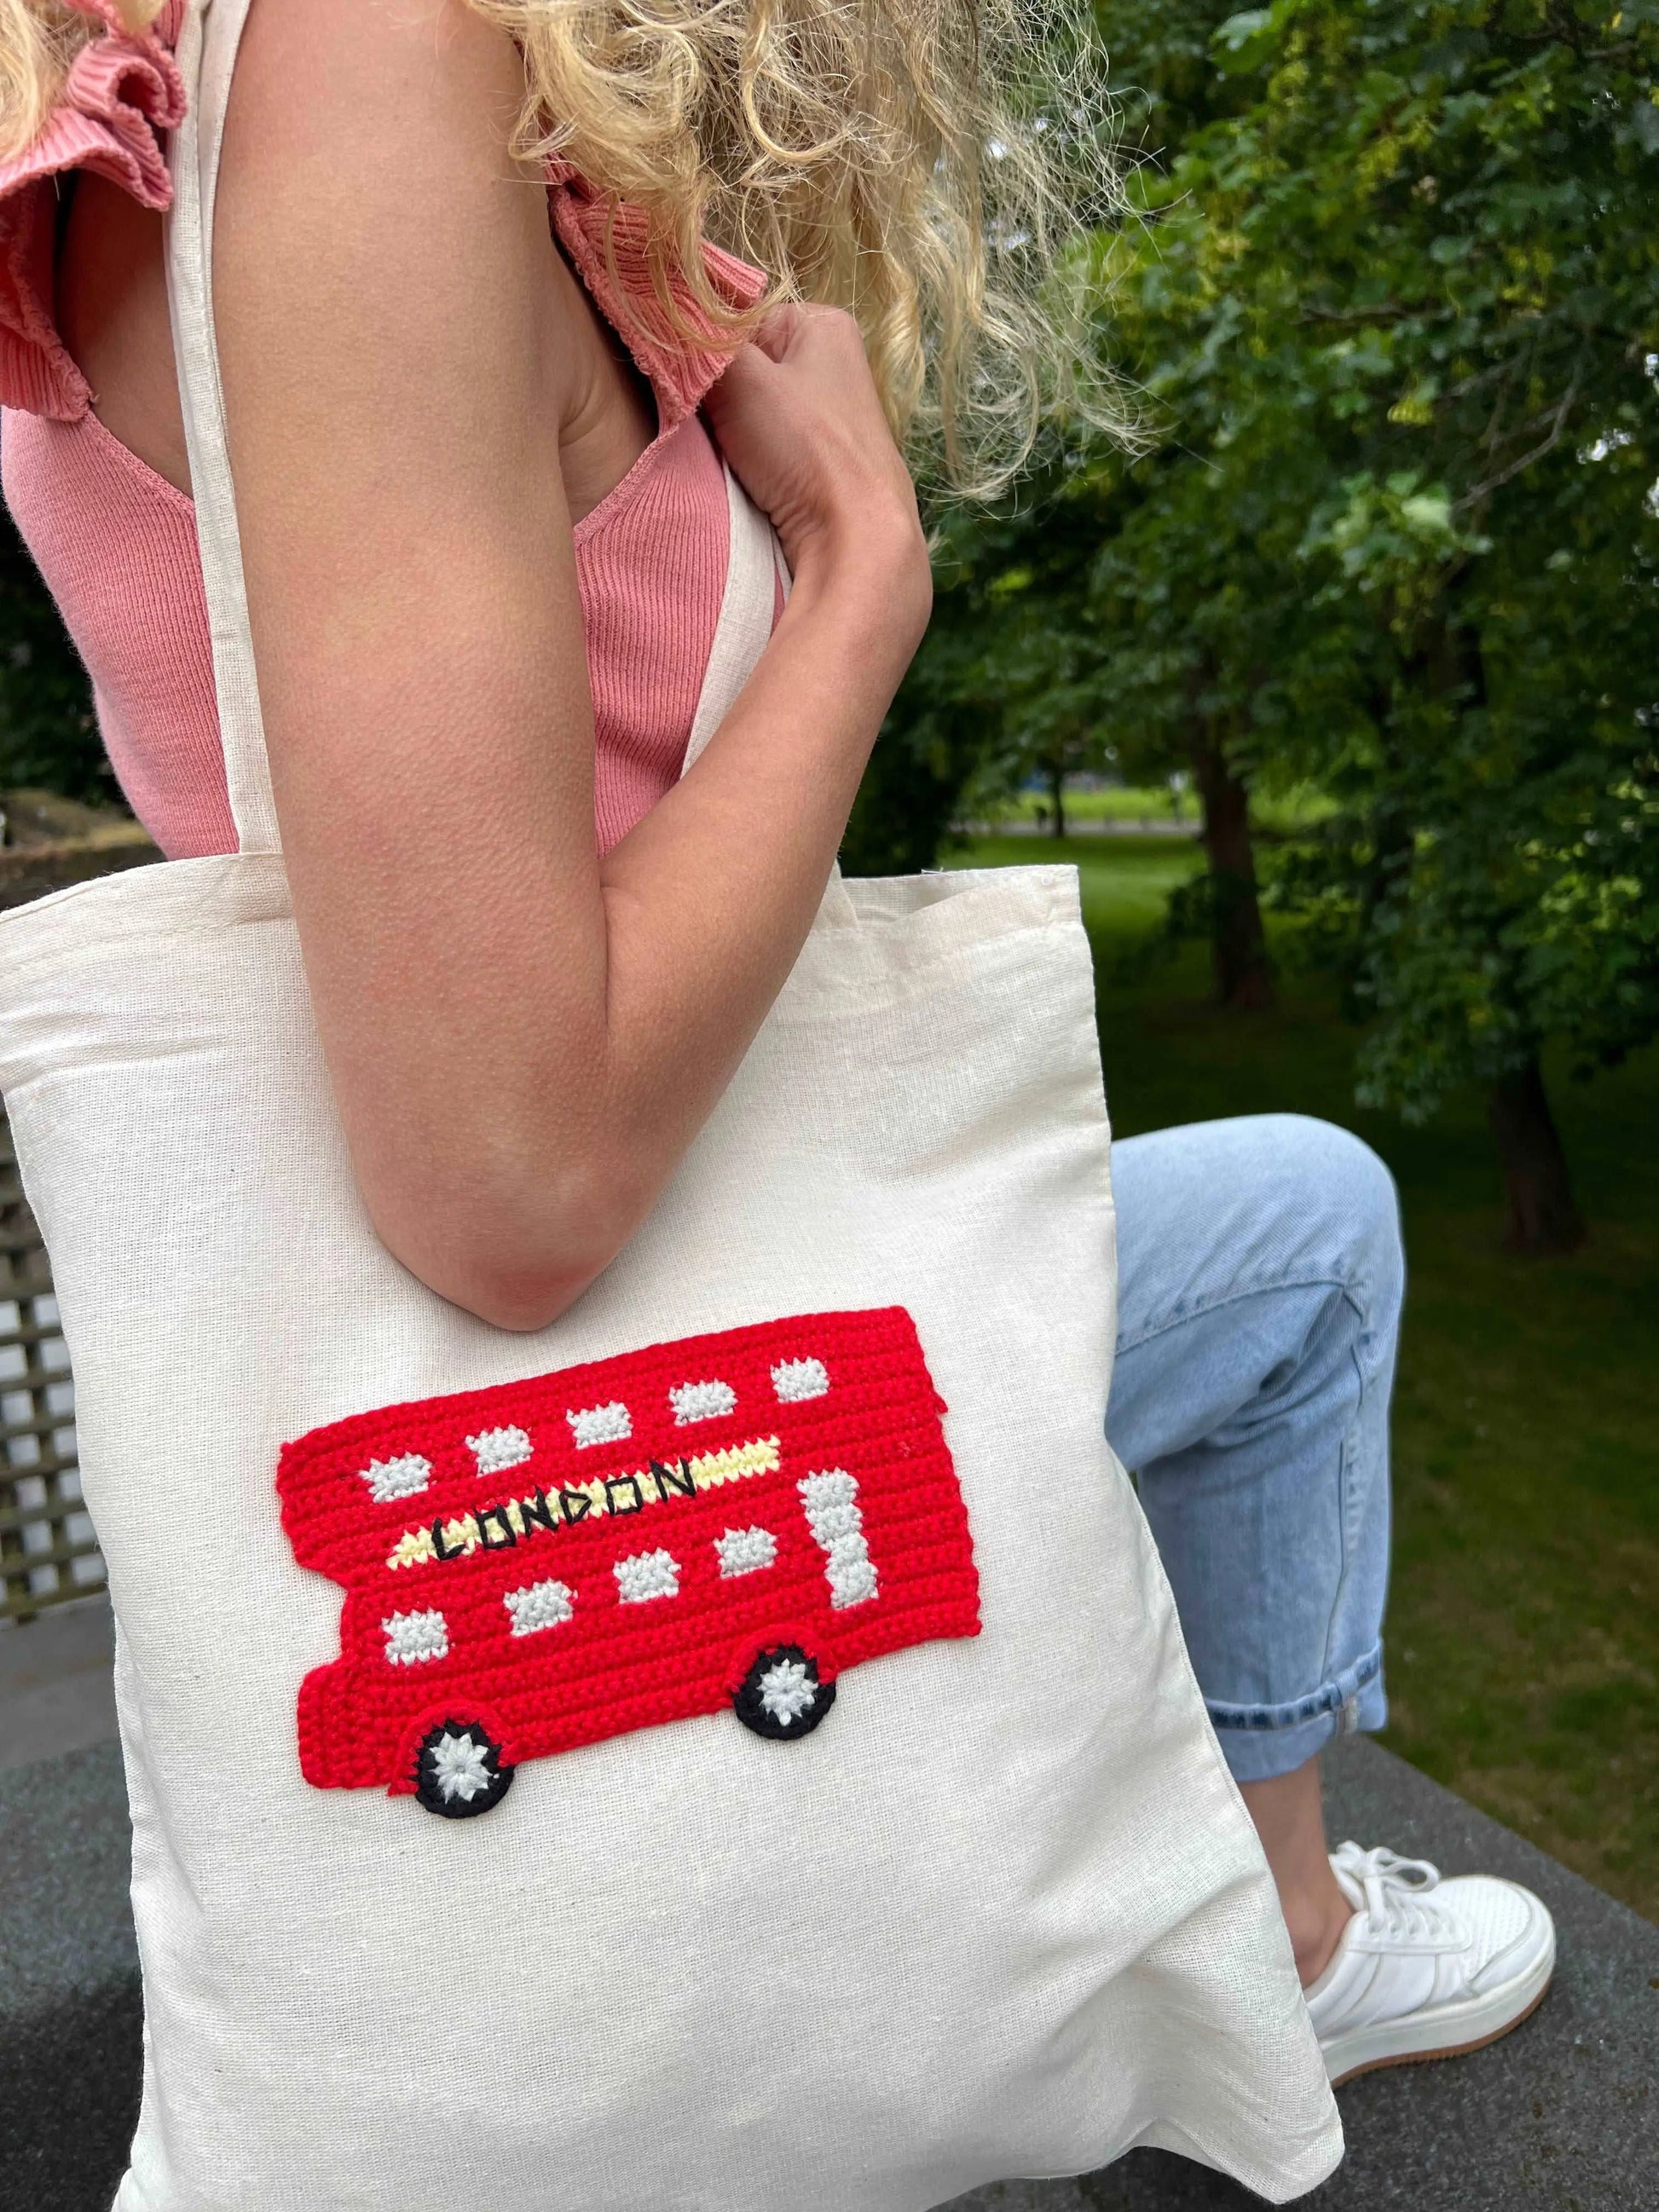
top-left (0, 14), bottom-right (760, 427)
top-left (0, 0), bottom-right (185, 421)
top-left (546, 160), bottom-right (769, 430)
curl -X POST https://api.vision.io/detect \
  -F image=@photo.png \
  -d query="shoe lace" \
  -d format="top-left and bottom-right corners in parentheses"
top-left (1332, 1840), bottom-right (1454, 1943)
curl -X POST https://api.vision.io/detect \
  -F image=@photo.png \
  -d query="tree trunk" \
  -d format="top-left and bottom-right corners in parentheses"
top-left (1488, 1059), bottom-right (1585, 1254)
top-left (1047, 759), bottom-right (1066, 840)
top-left (1189, 722), bottom-right (1273, 1010)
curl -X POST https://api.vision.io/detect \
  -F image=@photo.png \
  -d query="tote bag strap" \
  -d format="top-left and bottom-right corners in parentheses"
top-left (165, 0), bottom-right (275, 853)
top-left (682, 465), bottom-right (786, 776)
top-left (684, 471), bottom-right (854, 910)
top-left (166, 0), bottom-right (788, 853)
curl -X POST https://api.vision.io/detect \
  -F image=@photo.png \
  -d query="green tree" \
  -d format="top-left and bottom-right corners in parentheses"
top-left (1143, 0), bottom-right (1659, 1248)
top-left (0, 505), bottom-right (107, 802)
top-left (858, 0), bottom-right (1293, 1002)
top-left (873, 0), bottom-right (1659, 1248)
top-left (842, 479), bottom-right (1114, 869)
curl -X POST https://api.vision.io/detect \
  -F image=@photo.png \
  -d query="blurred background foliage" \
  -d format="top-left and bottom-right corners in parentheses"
top-left (0, 507), bottom-right (111, 805)
top-left (850, 0), bottom-right (1659, 1259)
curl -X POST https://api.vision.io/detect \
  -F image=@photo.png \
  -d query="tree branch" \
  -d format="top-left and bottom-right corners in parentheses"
top-left (1456, 359), bottom-right (1586, 510)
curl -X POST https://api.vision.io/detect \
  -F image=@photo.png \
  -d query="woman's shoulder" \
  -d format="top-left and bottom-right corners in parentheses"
top-left (0, 0), bottom-right (771, 436)
top-left (0, 0), bottom-right (185, 423)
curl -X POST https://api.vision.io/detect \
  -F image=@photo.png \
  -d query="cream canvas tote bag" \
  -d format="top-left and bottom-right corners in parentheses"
top-left (0, 3), bottom-right (1342, 2205)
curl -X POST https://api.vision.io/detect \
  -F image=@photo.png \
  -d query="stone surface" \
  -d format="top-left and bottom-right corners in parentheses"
top-left (941, 1736), bottom-right (1658, 2212)
top-left (0, 1734), bottom-right (1652, 2210)
top-left (0, 1599), bottom-right (118, 1772)
top-left (0, 1738), bottom-right (139, 2211)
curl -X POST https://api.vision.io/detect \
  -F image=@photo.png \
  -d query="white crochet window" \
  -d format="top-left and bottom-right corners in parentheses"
top-left (614, 1549), bottom-right (680, 1604)
top-left (382, 1608), bottom-right (449, 1666)
top-left (567, 1402), bottom-right (632, 1449)
top-left (668, 1380), bottom-right (737, 1425)
top-left (771, 1357), bottom-right (829, 1403)
top-left (714, 1526), bottom-right (778, 1578)
top-left (503, 1579), bottom-right (575, 1637)
top-left (799, 1470), bottom-right (878, 1610)
top-left (359, 1453), bottom-right (431, 1504)
top-left (468, 1425), bottom-right (533, 1476)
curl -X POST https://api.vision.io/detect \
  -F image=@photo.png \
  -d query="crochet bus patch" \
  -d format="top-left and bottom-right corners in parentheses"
top-left (277, 1308), bottom-right (980, 1816)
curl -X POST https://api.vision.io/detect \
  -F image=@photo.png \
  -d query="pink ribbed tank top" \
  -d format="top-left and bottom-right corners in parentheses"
top-left (0, 0), bottom-right (767, 860)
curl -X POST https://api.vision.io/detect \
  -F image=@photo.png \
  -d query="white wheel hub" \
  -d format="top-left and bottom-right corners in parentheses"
top-left (757, 1656), bottom-right (818, 1728)
top-left (429, 1729), bottom-right (494, 1805)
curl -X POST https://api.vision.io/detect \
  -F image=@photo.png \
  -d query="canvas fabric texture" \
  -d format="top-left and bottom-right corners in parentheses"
top-left (0, 1), bottom-right (1343, 2203)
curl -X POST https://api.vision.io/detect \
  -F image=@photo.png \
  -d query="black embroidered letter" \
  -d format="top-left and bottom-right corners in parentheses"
top-left (477, 1504), bottom-right (517, 1550)
top-left (652, 1458), bottom-right (697, 1501)
top-left (518, 1487), bottom-right (557, 1537)
top-left (431, 1515), bottom-right (469, 1562)
top-left (605, 1474), bottom-right (645, 1516)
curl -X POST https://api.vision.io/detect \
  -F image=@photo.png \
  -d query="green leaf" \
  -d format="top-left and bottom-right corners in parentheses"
top-left (1212, 9), bottom-right (1279, 75)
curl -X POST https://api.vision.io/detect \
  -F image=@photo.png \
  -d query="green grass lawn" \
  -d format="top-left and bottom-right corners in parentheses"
top-left (988, 782), bottom-right (1332, 835)
top-left (956, 835), bottom-right (1659, 1920)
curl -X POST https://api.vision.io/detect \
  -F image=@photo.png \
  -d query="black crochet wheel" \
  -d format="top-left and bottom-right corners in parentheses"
top-left (412, 1716), bottom-right (516, 1817)
top-left (731, 1643), bottom-right (836, 1741)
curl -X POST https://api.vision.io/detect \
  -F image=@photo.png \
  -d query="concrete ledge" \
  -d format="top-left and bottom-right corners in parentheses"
top-left (1, 1736), bottom-right (1652, 2209)
top-left (0, 1739), bottom-right (139, 2212)
top-left (0, 1602), bottom-right (118, 1773)
top-left (943, 1737), bottom-right (1659, 2212)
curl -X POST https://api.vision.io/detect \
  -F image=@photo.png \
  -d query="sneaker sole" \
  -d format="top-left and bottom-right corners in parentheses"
top-left (1323, 1929), bottom-right (1556, 2088)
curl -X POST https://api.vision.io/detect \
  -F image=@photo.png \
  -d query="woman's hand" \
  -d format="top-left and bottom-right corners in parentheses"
top-left (703, 305), bottom-right (932, 653)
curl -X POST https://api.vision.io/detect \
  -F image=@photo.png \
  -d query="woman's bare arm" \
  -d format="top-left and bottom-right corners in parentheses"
top-left (216, 0), bottom-right (929, 1330)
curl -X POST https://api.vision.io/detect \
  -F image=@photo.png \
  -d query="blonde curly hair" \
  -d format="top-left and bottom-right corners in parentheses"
top-left (0, 0), bottom-right (1121, 491)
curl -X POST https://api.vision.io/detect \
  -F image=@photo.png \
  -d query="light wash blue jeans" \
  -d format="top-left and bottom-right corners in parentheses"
top-left (1107, 1115), bottom-right (1402, 1785)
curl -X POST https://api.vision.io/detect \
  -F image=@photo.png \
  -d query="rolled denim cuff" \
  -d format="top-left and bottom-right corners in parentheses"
top-left (1205, 1641), bottom-right (1387, 1785)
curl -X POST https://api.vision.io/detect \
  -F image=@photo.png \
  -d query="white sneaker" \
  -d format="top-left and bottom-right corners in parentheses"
top-left (1305, 1841), bottom-right (1555, 2085)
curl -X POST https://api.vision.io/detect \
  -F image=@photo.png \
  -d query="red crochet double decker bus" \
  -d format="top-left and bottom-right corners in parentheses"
top-left (277, 1306), bottom-right (980, 1816)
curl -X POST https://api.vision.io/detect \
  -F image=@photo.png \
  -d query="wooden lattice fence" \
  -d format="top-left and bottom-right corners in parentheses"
top-left (0, 795), bottom-right (152, 1625)
top-left (0, 1112), bottom-right (102, 1622)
